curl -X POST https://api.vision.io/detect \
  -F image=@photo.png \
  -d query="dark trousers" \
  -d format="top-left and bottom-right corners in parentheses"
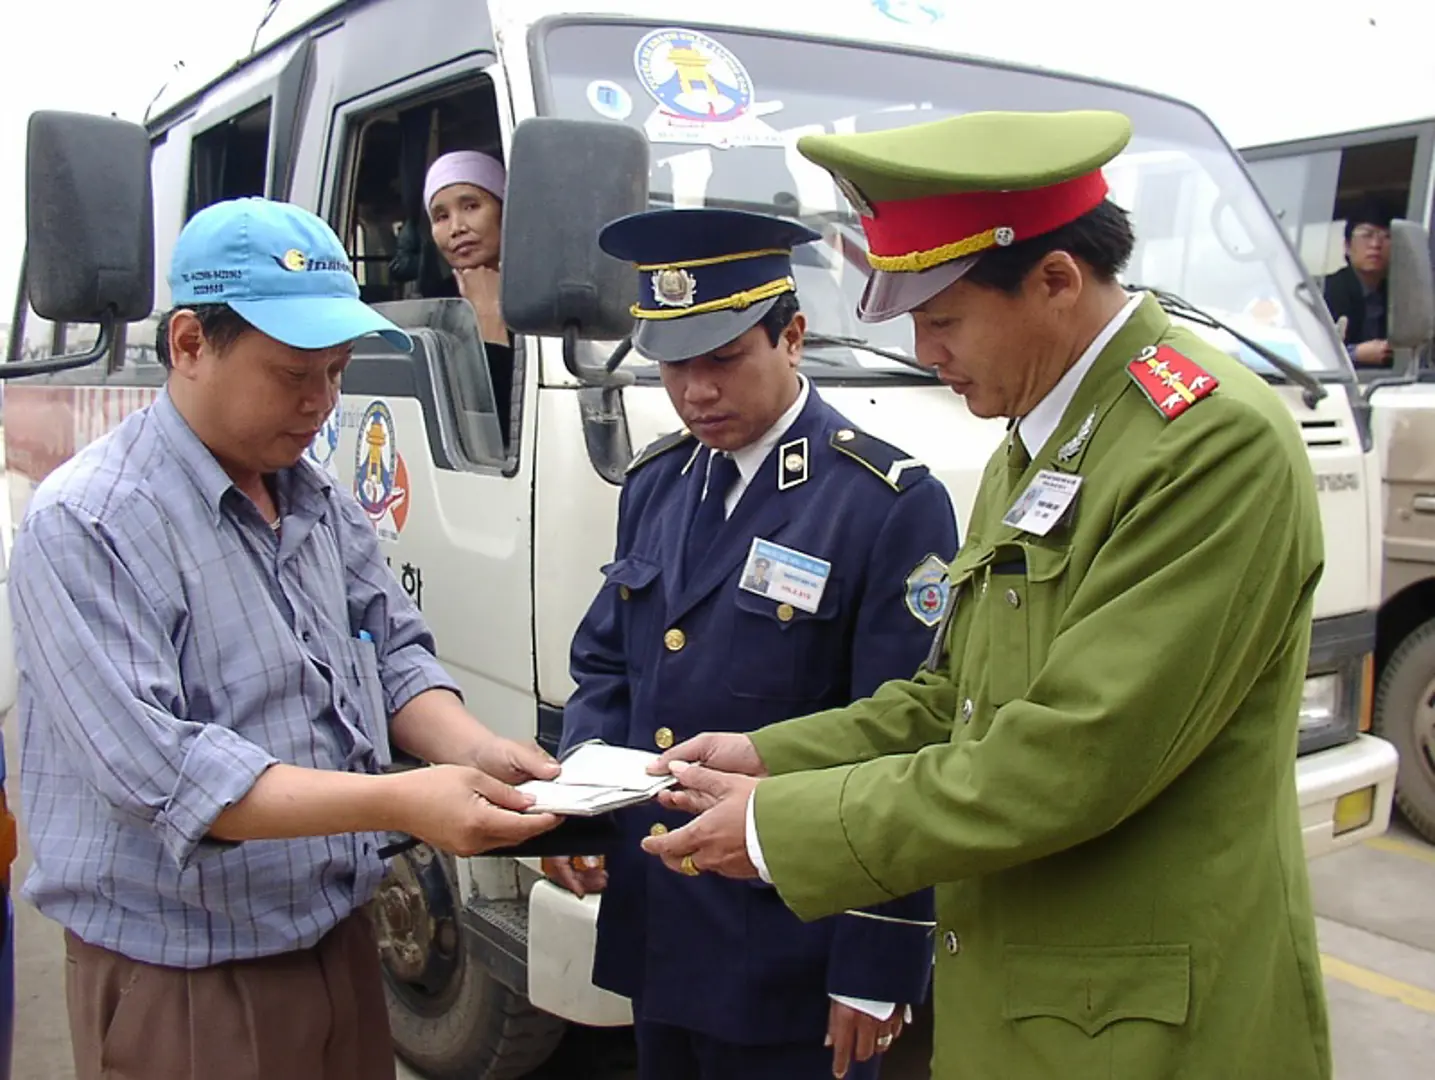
top-left (64, 913), bottom-right (394, 1080)
top-left (636, 1017), bottom-right (882, 1080)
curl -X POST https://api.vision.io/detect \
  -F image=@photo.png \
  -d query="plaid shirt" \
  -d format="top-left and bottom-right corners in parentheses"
top-left (10, 389), bottom-right (455, 967)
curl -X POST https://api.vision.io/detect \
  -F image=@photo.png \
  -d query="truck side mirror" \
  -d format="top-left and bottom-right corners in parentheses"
top-left (499, 117), bottom-right (649, 375)
top-left (1386, 218), bottom-right (1434, 350)
top-left (4, 111), bottom-right (155, 378)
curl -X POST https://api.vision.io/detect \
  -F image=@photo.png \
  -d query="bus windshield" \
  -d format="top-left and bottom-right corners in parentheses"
top-left (537, 21), bottom-right (1352, 383)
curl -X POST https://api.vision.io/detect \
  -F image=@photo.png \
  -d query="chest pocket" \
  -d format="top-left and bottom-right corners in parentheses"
top-left (986, 541), bottom-right (1072, 706)
top-left (603, 557), bottom-right (664, 673)
top-left (726, 585), bottom-right (843, 702)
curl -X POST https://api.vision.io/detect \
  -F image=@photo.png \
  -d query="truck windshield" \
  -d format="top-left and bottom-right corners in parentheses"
top-left (537, 21), bottom-right (1351, 383)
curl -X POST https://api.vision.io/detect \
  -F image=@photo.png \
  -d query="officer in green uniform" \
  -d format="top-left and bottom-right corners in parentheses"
top-left (642, 109), bottom-right (1333, 1079)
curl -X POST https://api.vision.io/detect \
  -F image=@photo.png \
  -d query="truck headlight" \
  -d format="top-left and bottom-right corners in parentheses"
top-left (1299, 674), bottom-right (1340, 731)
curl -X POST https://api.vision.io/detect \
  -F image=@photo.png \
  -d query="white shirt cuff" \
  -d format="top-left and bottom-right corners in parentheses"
top-left (829, 994), bottom-right (897, 1021)
top-left (744, 790), bottom-right (773, 884)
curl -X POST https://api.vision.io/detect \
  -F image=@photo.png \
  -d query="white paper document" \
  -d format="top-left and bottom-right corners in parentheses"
top-left (517, 741), bottom-right (678, 816)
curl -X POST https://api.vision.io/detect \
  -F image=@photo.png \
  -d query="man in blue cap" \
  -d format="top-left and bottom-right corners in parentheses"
top-left (542, 208), bottom-right (958, 1080)
top-left (9, 197), bottom-right (562, 1080)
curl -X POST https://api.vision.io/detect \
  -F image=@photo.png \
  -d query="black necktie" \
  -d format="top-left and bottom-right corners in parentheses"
top-left (684, 449), bottom-right (741, 574)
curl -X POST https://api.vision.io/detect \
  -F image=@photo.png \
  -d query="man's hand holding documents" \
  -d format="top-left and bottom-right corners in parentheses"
top-left (516, 741), bottom-right (679, 815)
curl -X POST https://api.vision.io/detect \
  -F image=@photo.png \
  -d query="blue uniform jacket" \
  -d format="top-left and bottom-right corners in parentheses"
top-left (562, 387), bottom-right (959, 1046)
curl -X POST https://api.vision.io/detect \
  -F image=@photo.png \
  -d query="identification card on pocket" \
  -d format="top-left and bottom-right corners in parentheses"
top-left (1001, 469), bottom-right (1083, 537)
top-left (740, 537), bottom-right (831, 613)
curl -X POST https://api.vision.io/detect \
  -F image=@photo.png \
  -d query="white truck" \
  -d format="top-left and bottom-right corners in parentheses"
top-left (2, 2), bottom-right (1408, 1077)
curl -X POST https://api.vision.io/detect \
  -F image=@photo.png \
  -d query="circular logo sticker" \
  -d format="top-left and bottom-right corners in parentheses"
top-left (634, 28), bottom-right (753, 123)
top-left (354, 401), bottom-right (410, 539)
top-left (587, 79), bottom-right (634, 121)
top-left (281, 249), bottom-right (308, 272)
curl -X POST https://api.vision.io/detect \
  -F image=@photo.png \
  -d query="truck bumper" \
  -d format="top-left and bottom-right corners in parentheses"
top-left (1297, 734), bottom-right (1399, 859)
top-left (526, 879), bottom-right (632, 1027)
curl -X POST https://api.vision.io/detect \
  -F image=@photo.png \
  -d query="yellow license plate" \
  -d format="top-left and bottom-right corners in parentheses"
top-left (1333, 786), bottom-right (1376, 836)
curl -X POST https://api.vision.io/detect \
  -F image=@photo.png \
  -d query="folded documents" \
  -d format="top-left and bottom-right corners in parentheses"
top-left (517, 741), bottom-right (678, 816)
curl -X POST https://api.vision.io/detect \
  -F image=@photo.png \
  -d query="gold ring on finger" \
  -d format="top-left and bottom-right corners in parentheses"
top-left (680, 854), bottom-right (701, 876)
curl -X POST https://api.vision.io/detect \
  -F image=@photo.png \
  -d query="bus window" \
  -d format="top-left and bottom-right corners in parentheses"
top-left (338, 75), bottom-right (517, 468)
top-left (188, 100), bottom-right (273, 217)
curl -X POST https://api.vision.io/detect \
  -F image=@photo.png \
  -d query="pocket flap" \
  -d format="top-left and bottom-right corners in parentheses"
top-left (602, 557), bottom-right (662, 591)
top-left (1022, 542), bottom-right (1072, 584)
top-left (1003, 944), bottom-right (1191, 1037)
top-left (733, 584), bottom-right (839, 624)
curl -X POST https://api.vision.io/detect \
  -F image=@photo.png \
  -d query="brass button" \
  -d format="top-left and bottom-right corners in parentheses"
top-left (980, 578), bottom-right (988, 596)
top-left (944, 930), bottom-right (961, 956)
top-left (961, 698), bottom-right (973, 721)
top-left (649, 823), bottom-right (668, 837)
top-left (619, 585), bottom-right (631, 601)
top-left (776, 603), bottom-right (795, 623)
top-left (664, 628), bottom-right (686, 652)
top-left (836, 429), bottom-right (856, 442)
top-left (1005, 588), bottom-right (1021, 609)
top-left (655, 727), bottom-right (675, 750)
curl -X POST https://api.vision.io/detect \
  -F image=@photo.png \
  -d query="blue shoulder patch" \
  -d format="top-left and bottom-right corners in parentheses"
top-left (830, 428), bottom-right (929, 492)
top-left (626, 429), bottom-right (697, 475)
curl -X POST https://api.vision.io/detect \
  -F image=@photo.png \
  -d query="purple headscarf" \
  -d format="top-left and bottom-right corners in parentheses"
top-left (423, 151), bottom-right (507, 213)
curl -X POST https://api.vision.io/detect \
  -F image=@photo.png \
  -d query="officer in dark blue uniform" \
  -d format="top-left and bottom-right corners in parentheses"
top-left (545, 209), bottom-right (958, 1080)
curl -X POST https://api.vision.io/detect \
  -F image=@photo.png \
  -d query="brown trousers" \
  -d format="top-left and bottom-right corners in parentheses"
top-left (64, 913), bottom-right (395, 1080)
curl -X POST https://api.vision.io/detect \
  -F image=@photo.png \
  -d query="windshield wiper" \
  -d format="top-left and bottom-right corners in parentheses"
top-left (804, 332), bottom-right (935, 377)
top-left (1130, 286), bottom-right (1327, 409)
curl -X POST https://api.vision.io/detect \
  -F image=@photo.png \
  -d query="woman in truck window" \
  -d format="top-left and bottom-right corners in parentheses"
top-left (424, 150), bottom-right (516, 447)
top-left (425, 150), bottom-right (508, 345)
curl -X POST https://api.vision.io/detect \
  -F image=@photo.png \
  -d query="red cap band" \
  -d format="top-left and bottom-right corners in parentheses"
top-left (862, 170), bottom-right (1111, 272)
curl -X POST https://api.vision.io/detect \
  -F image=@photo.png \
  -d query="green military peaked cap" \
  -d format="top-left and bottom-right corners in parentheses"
top-left (796, 109), bottom-right (1134, 321)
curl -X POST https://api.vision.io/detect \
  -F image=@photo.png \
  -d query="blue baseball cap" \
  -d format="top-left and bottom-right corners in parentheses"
top-left (168, 197), bottom-right (412, 352)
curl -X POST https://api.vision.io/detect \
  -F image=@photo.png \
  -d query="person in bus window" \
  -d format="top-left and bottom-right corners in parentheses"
top-left (425, 150), bottom-right (508, 345)
top-left (424, 150), bottom-right (515, 438)
top-left (1323, 196), bottom-right (1393, 368)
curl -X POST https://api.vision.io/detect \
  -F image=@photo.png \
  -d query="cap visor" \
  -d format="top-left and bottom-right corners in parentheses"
top-left (857, 256), bottom-right (980, 323)
top-left (631, 298), bottom-right (779, 363)
top-left (229, 295), bottom-right (413, 353)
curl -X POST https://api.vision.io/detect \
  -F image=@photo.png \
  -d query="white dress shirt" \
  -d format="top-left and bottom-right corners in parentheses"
top-left (705, 375), bottom-right (811, 518)
top-left (741, 294), bottom-right (1143, 1020)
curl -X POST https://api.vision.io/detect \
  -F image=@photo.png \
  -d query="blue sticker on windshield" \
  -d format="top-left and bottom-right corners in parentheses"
top-left (872, 0), bottom-right (947, 24)
top-left (633, 27), bottom-right (785, 149)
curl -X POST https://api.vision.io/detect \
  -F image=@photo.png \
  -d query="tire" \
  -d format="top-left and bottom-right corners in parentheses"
top-left (374, 845), bottom-right (564, 1080)
top-left (1373, 616), bottom-right (1435, 843)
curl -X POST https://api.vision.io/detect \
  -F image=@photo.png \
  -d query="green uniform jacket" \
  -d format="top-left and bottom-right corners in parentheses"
top-left (750, 295), bottom-right (1332, 1079)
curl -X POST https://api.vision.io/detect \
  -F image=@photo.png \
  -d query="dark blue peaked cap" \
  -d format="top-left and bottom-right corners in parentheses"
top-left (599, 208), bottom-right (821, 363)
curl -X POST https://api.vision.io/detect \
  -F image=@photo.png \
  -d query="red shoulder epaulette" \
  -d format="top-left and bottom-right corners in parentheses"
top-left (1127, 345), bottom-right (1219, 420)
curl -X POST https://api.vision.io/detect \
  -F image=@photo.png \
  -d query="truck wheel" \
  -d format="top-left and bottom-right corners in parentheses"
top-left (371, 843), bottom-right (564, 1080)
top-left (1374, 617), bottom-right (1435, 843)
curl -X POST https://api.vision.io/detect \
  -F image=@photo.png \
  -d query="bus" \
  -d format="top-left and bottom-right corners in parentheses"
top-left (3, 2), bottom-right (1406, 1075)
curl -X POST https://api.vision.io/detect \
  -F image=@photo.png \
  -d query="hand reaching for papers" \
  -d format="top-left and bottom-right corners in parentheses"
top-left (647, 732), bottom-right (769, 782)
top-left (541, 855), bottom-right (608, 898)
top-left (641, 762), bottom-right (762, 880)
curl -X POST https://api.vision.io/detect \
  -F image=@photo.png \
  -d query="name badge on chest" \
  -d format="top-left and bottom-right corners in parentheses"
top-left (1001, 469), bottom-right (1083, 537)
top-left (740, 537), bottom-right (831, 614)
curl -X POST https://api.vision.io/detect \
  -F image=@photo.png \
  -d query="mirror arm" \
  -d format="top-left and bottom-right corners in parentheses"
top-left (0, 313), bottom-right (115, 379)
top-left (604, 336), bottom-right (634, 374)
top-left (6, 246), bottom-right (28, 365)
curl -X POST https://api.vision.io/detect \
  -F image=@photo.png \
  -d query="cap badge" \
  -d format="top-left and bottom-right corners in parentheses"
top-left (994, 227), bottom-right (1016, 247)
top-left (652, 267), bottom-right (697, 308)
top-left (278, 249), bottom-right (308, 272)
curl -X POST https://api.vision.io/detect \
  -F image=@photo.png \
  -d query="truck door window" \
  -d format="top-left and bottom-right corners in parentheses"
top-left (338, 75), bottom-right (518, 469)
top-left (188, 100), bottom-right (273, 216)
